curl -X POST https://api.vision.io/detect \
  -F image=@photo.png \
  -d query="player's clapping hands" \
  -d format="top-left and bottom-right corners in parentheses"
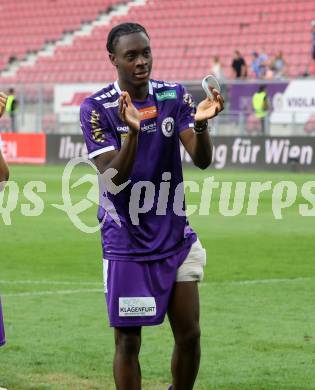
top-left (0, 92), bottom-right (8, 118)
top-left (195, 89), bottom-right (224, 122)
top-left (119, 91), bottom-right (141, 133)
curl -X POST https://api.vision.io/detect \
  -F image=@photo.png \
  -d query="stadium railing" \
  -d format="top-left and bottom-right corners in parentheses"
top-left (0, 79), bottom-right (314, 136)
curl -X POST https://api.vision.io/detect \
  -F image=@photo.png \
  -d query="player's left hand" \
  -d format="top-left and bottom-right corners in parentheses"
top-left (0, 92), bottom-right (8, 118)
top-left (195, 89), bottom-right (224, 122)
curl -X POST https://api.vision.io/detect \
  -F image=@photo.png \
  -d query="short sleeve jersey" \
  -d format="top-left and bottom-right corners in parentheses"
top-left (80, 80), bottom-right (197, 261)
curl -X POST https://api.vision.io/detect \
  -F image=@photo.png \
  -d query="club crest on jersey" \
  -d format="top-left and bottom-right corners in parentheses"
top-left (161, 117), bottom-right (175, 137)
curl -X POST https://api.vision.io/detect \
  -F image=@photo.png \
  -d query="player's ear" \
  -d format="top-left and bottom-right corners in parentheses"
top-left (109, 53), bottom-right (118, 67)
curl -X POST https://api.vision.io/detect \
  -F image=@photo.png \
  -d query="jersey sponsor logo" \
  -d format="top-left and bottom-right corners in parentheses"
top-left (119, 297), bottom-right (156, 317)
top-left (90, 110), bottom-right (105, 143)
top-left (156, 90), bottom-right (177, 101)
top-left (103, 99), bottom-right (119, 109)
top-left (119, 123), bottom-right (157, 139)
top-left (161, 117), bottom-right (175, 137)
top-left (116, 126), bottom-right (129, 133)
top-left (139, 105), bottom-right (157, 120)
top-left (141, 122), bottom-right (157, 133)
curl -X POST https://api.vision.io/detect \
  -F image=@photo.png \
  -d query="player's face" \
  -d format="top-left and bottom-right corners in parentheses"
top-left (110, 32), bottom-right (152, 87)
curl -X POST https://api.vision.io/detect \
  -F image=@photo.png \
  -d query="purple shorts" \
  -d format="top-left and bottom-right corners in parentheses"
top-left (0, 298), bottom-right (5, 346)
top-left (103, 244), bottom-right (192, 327)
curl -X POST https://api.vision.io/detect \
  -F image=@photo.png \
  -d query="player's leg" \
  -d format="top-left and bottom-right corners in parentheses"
top-left (261, 117), bottom-right (265, 134)
top-left (114, 326), bottom-right (142, 390)
top-left (167, 281), bottom-right (200, 390)
top-left (0, 298), bottom-right (5, 347)
top-left (167, 239), bottom-right (206, 389)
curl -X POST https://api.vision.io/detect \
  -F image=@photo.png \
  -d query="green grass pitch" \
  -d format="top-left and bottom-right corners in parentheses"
top-left (0, 164), bottom-right (314, 389)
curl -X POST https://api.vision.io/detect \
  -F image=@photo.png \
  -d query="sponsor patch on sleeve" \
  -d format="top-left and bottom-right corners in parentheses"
top-left (90, 110), bottom-right (105, 143)
top-left (183, 93), bottom-right (196, 109)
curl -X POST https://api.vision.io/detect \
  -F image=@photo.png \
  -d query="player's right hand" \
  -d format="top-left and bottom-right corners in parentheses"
top-left (119, 92), bottom-right (141, 134)
top-left (0, 92), bottom-right (8, 118)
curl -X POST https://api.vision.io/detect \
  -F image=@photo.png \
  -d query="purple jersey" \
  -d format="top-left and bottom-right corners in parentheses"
top-left (80, 80), bottom-right (197, 261)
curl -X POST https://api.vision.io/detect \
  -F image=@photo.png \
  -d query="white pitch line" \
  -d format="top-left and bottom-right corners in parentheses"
top-left (1, 277), bottom-right (313, 287)
top-left (0, 280), bottom-right (102, 286)
top-left (2, 288), bottom-right (103, 297)
top-left (0, 277), bottom-right (313, 298)
top-left (202, 276), bottom-right (313, 286)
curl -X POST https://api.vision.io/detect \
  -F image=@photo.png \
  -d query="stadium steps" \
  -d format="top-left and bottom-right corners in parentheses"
top-left (0, 0), bottom-right (146, 81)
top-left (0, 0), bottom-right (314, 84)
top-left (0, 0), bottom-right (136, 76)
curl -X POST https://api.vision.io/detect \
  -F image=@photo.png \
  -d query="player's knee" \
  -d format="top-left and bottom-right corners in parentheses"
top-left (115, 329), bottom-right (141, 357)
top-left (175, 325), bottom-right (201, 350)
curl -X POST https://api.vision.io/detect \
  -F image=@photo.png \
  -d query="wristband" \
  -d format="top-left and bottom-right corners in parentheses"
top-left (194, 120), bottom-right (208, 134)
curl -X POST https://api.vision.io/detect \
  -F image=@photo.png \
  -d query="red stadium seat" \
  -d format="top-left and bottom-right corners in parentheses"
top-left (0, 0), bottom-right (120, 71)
top-left (0, 0), bottom-right (313, 82)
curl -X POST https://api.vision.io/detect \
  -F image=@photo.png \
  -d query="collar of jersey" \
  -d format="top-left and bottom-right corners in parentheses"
top-left (114, 80), bottom-right (153, 96)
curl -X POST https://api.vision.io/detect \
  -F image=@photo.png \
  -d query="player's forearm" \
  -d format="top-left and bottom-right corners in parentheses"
top-left (191, 129), bottom-right (213, 169)
top-left (104, 131), bottom-right (139, 185)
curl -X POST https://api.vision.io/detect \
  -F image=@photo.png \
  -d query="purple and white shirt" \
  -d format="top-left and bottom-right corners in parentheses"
top-left (80, 79), bottom-right (197, 261)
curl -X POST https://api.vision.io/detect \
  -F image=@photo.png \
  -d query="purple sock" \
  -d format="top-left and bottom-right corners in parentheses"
top-left (168, 386), bottom-right (173, 390)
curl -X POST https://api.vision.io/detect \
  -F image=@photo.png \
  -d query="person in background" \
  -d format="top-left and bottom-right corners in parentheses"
top-left (231, 50), bottom-right (247, 79)
top-left (270, 51), bottom-right (286, 79)
top-left (0, 92), bottom-right (9, 187)
top-left (5, 88), bottom-right (18, 132)
top-left (0, 92), bottom-right (9, 351)
top-left (310, 21), bottom-right (315, 76)
top-left (252, 85), bottom-right (269, 134)
top-left (312, 21), bottom-right (315, 61)
top-left (211, 56), bottom-right (225, 81)
top-left (251, 51), bottom-right (268, 78)
top-left (211, 56), bottom-right (226, 100)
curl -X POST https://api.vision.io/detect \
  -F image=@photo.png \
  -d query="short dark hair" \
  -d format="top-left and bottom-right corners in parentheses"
top-left (106, 22), bottom-right (149, 54)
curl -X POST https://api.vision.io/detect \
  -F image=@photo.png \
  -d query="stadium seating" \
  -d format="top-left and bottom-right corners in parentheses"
top-left (0, 0), bottom-right (314, 84)
top-left (0, 0), bottom-right (118, 71)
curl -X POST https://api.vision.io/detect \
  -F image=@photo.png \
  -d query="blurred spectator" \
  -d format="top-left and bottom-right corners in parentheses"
top-left (251, 51), bottom-right (268, 78)
top-left (252, 85), bottom-right (269, 134)
top-left (311, 21), bottom-right (315, 76)
top-left (231, 50), bottom-right (247, 79)
top-left (312, 21), bottom-right (315, 60)
top-left (5, 88), bottom-right (18, 132)
top-left (211, 56), bottom-right (225, 81)
top-left (270, 51), bottom-right (286, 79)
